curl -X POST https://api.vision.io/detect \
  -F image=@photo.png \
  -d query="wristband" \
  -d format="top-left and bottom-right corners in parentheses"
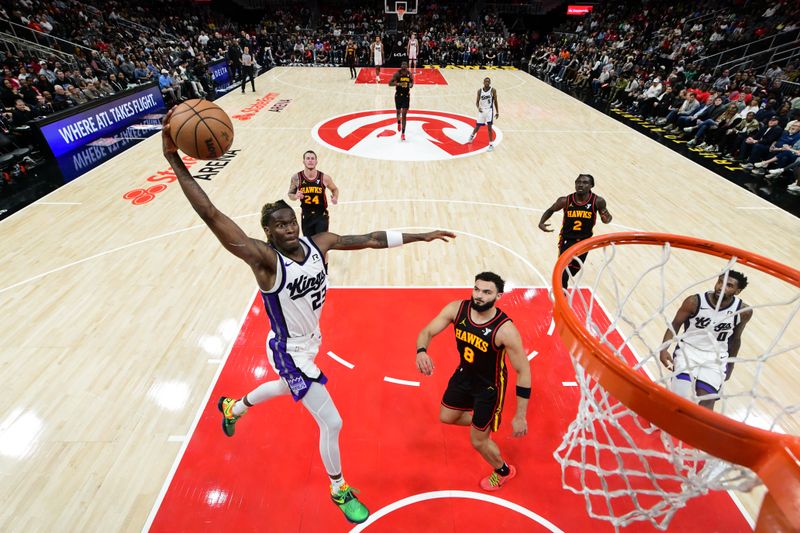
top-left (386, 230), bottom-right (404, 248)
top-left (416, 347), bottom-right (427, 354)
top-left (516, 386), bottom-right (531, 399)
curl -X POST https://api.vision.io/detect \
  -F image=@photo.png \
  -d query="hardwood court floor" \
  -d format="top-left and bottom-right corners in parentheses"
top-left (0, 66), bottom-right (798, 532)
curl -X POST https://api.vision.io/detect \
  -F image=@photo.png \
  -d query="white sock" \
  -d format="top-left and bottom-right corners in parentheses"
top-left (234, 380), bottom-right (290, 416)
top-left (232, 399), bottom-right (248, 417)
top-left (330, 476), bottom-right (347, 494)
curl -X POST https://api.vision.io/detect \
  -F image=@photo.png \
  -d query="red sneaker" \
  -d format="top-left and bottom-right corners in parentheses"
top-left (479, 465), bottom-right (516, 491)
top-left (401, 133), bottom-right (406, 141)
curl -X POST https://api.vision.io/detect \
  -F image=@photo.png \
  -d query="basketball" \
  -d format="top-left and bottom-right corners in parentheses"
top-left (168, 99), bottom-right (234, 160)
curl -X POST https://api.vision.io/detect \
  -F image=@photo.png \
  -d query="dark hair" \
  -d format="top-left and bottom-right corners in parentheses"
top-left (726, 270), bottom-right (748, 290)
top-left (303, 150), bottom-right (317, 159)
top-left (475, 271), bottom-right (505, 293)
top-left (260, 199), bottom-right (292, 227)
top-left (577, 173), bottom-right (595, 186)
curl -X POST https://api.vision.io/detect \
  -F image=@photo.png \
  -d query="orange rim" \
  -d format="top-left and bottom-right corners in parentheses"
top-left (552, 232), bottom-right (800, 528)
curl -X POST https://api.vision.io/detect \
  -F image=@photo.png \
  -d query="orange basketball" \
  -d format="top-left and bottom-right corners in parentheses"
top-left (169, 99), bottom-right (234, 160)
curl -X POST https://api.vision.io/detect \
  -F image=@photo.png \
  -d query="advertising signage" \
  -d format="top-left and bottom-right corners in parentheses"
top-left (209, 58), bottom-right (231, 92)
top-left (567, 5), bottom-right (593, 15)
top-left (37, 83), bottom-right (165, 158)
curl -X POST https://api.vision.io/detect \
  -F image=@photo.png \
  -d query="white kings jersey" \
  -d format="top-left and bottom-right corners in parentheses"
top-left (479, 87), bottom-right (494, 112)
top-left (261, 237), bottom-right (327, 339)
top-left (673, 292), bottom-right (743, 386)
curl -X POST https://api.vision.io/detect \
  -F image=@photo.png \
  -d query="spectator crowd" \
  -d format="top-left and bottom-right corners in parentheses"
top-left (1, 0), bottom-right (799, 195)
top-left (528, 0), bottom-right (800, 193)
top-left (0, 0), bottom-right (530, 132)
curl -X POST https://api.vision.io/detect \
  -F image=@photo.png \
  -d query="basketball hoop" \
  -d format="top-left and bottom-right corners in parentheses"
top-left (551, 232), bottom-right (800, 531)
top-left (396, 6), bottom-right (406, 22)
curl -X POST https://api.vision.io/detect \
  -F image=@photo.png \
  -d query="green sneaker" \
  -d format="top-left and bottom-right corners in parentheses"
top-left (217, 396), bottom-right (242, 437)
top-left (331, 484), bottom-right (369, 524)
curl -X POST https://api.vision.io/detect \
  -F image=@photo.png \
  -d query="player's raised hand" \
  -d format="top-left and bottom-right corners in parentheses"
top-left (161, 109), bottom-right (178, 156)
top-left (416, 351), bottom-right (434, 375)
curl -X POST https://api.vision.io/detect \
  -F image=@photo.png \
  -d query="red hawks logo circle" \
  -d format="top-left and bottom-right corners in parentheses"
top-left (312, 109), bottom-right (502, 161)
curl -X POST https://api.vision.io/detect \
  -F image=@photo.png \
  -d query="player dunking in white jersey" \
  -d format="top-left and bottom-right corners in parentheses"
top-left (161, 109), bottom-right (455, 525)
top-left (468, 77), bottom-right (499, 151)
top-left (407, 32), bottom-right (419, 71)
top-left (659, 271), bottom-right (752, 410)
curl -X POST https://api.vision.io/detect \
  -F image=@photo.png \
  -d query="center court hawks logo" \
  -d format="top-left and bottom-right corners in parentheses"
top-left (312, 109), bottom-right (503, 161)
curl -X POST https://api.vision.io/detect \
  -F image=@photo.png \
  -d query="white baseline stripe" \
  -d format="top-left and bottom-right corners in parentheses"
top-left (384, 376), bottom-right (420, 387)
top-left (1, 197), bottom-right (563, 294)
top-left (349, 490), bottom-right (564, 532)
top-left (327, 351), bottom-right (355, 369)
top-left (391, 225), bottom-right (549, 287)
top-left (0, 222), bottom-right (207, 295)
top-left (141, 289), bottom-right (257, 532)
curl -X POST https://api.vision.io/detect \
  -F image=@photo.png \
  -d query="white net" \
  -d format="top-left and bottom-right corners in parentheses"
top-left (553, 238), bottom-right (800, 530)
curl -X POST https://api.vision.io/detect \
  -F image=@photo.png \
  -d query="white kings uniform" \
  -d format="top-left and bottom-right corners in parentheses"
top-left (408, 38), bottom-right (418, 61)
top-left (671, 292), bottom-right (743, 395)
top-left (373, 42), bottom-right (383, 66)
top-left (477, 86), bottom-right (494, 124)
top-left (261, 236), bottom-right (328, 401)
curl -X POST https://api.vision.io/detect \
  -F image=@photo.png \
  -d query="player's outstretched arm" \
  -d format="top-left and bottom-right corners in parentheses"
top-left (659, 295), bottom-right (699, 371)
top-left (312, 229), bottom-right (455, 252)
top-left (497, 321), bottom-right (529, 437)
top-left (538, 196), bottom-right (567, 232)
top-left (597, 196), bottom-right (612, 224)
top-left (415, 300), bottom-right (460, 376)
top-left (163, 111), bottom-right (273, 270)
top-left (493, 88), bottom-right (499, 118)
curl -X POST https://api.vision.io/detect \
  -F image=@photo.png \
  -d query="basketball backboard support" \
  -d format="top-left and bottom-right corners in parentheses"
top-left (385, 0), bottom-right (418, 15)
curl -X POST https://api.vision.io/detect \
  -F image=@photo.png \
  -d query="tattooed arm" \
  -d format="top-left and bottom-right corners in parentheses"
top-left (312, 230), bottom-right (456, 253)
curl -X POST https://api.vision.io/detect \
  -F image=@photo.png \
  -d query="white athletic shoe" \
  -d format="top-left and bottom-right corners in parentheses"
top-left (754, 161), bottom-right (769, 169)
top-left (487, 144), bottom-right (494, 152)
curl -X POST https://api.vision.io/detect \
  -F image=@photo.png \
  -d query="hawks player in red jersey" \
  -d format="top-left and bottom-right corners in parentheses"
top-left (538, 174), bottom-right (612, 288)
top-left (288, 150), bottom-right (339, 237)
top-left (415, 272), bottom-right (530, 491)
